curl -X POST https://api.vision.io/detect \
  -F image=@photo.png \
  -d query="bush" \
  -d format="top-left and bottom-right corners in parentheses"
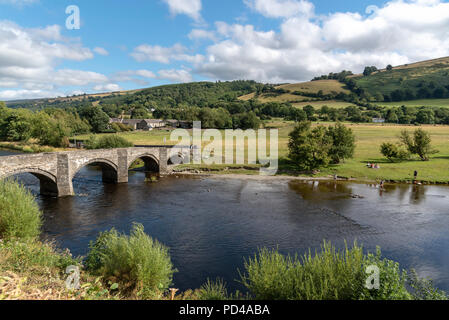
top-left (380, 142), bottom-right (409, 162)
top-left (239, 242), bottom-right (415, 300)
top-left (197, 278), bottom-right (229, 300)
top-left (0, 180), bottom-right (42, 241)
top-left (85, 224), bottom-right (176, 299)
top-left (84, 135), bottom-right (133, 150)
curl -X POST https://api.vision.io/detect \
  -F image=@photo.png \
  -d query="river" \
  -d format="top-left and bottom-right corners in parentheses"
top-left (1, 149), bottom-right (449, 292)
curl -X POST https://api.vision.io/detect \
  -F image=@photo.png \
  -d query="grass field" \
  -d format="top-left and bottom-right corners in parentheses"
top-left (73, 122), bottom-right (449, 183)
top-left (292, 100), bottom-right (357, 109)
top-left (238, 80), bottom-right (352, 108)
top-left (378, 99), bottom-right (449, 108)
top-left (277, 80), bottom-right (351, 95)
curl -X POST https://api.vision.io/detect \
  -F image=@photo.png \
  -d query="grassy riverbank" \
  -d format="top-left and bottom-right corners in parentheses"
top-left (74, 121), bottom-right (449, 184)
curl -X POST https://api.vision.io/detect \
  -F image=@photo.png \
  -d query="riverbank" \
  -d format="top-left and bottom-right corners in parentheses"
top-left (0, 141), bottom-right (60, 154)
top-left (170, 167), bottom-right (449, 186)
top-left (74, 121), bottom-right (449, 184)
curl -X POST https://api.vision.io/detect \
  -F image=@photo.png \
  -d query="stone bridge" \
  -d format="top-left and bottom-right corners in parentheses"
top-left (0, 147), bottom-right (173, 197)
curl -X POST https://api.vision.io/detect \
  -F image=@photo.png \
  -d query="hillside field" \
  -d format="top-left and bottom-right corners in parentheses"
top-left (74, 122), bottom-right (449, 183)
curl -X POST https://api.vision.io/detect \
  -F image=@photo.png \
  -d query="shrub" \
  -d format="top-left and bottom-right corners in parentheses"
top-left (239, 242), bottom-right (415, 300)
top-left (0, 239), bottom-right (78, 274)
top-left (408, 269), bottom-right (448, 300)
top-left (0, 180), bottom-right (42, 241)
top-left (85, 135), bottom-right (133, 150)
top-left (197, 278), bottom-right (229, 300)
top-left (380, 142), bottom-right (409, 162)
top-left (85, 224), bottom-right (176, 299)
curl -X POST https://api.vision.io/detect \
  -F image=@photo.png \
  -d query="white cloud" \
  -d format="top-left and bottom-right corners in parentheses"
top-left (158, 69), bottom-right (193, 83)
top-left (188, 29), bottom-right (217, 41)
top-left (130, 43), bottom-right (204, 64)
top-left (0, 20), bottom-right (114, 99)
top-left (93, 47), bottom-right (109, 56)
top-left (93, 83), bottom-right (122, 92)
top-left (244, 0), bottom-right (314, 18)
top-left (0, 89), bottom-right (64, 100)
top-left (162, 0), bottom-right (202, 21)
top-left (130, 43), bottom-right (186, 63)
top-left (194, 0), bottom-right (449, 83)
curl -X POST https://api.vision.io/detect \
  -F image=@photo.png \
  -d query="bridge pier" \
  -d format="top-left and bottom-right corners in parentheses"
top-left (57, 154), bottom-right (74, 197)
top-left (117, 149), bottom-right (129, 183)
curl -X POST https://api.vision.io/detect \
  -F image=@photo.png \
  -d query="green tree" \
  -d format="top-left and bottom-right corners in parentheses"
top-left (327, 123), bottom-right (356, 164)
top-left (380, 142), bottom-right (409, 162)
top-left (79, 105), bottom-right (110, 133)
top-left (288, 122), bottom-right (332, 171)
top-left (400, 129), bottom-right (438, 161)
top-left (0, 109), bottom-right (34, 142)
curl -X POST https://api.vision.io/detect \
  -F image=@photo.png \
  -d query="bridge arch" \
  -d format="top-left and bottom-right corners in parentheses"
top-left (1, 168), bottom-right (59, 197)
top-left (71, 158), bottom-right (119, 184)
top-left (128, 153), bottom-right (160, 173)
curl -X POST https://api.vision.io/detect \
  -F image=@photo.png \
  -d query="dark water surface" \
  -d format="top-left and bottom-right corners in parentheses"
top-left (2, 149), bottom-right (449, 292)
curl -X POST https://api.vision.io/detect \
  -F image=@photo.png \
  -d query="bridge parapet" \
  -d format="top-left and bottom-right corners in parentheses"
top-left (0, 147), bottom-right (170, 197)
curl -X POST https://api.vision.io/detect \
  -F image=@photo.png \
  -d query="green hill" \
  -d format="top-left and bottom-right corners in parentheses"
top-left (352, 56), bottom-right (449, 102)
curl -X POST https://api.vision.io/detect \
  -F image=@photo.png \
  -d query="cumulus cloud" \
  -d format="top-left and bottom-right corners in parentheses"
top-left (157, 69), bottom-right (193, 83)
top-left (130, 43), bottom-right (204, 64)
top-left (162, 0), bottom-right (202, 21)
top-left (188, 29), bottom-right (217, 41)
top-left (93, 47), bottom-right (109, 56)
top-left (0, 20), bottom-right (114, 99)
top-left (244, 0), bottom-right (314, 18)
top-left (194, 0), bottom-right (449, 83)
top-left (93, 83), bottom-right (122, 92)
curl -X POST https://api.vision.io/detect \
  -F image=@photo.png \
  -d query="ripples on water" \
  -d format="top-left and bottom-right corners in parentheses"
top-left (2, 149), bottom-right (449, 292)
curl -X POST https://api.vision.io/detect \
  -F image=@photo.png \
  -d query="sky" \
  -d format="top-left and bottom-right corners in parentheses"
top-left (1, 0), bottom-right (449, 100)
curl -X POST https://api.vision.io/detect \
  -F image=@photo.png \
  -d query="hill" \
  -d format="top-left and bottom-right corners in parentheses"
top-left (5, 81), bottom-right (262, 112)
top-left (352, 56), bottom-right (449, 102)
top-left (238, 79), bottom-right (356, 109)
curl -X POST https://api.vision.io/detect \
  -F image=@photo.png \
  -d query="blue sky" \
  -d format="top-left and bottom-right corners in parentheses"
top-left (0, 0), bottom-right (448, 100)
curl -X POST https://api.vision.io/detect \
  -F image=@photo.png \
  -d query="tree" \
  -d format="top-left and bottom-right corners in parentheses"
top-left (79, 105), bottom-right (110, 133)
top-left (288, 122), bottom-right (332, 171)
top-left (363, 66), bottom-right (378, 76)
top-left (327, 123), bottom-right (356, 164)
top-left (386, 65), bottom-right (393, 71)
top-left (400, 129), bottom-right (438, 161)
top-left (380, 143), bottom-right (409, 162)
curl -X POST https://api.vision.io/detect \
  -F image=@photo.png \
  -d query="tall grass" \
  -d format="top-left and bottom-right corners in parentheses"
top-left (85, 223), bottom-right (176, 299)
top-left (239, 242), bottom-right (413, 300)
top-left (0, 180), bottom-right (42, 241)
top-left (197, 278), bottom-right (229, 300)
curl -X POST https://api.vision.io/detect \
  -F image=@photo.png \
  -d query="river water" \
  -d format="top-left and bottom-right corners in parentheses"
top-left (2, 149), bottom-right (449, 292)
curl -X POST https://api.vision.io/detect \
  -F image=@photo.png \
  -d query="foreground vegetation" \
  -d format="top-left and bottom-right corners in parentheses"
top-left (0, 180), bottom-right (447, 300)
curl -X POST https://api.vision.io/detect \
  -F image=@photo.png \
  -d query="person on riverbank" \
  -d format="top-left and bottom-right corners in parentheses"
top-left (413, 170), bottom-right (418, 184)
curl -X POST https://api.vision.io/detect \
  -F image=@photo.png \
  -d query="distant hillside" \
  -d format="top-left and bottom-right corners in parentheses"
top-left (5, 81), bottom-right (262, 111)
top-left (352, 56), bottom-right (449, 102)
top-left (238, 79), bottom-right (356, 109)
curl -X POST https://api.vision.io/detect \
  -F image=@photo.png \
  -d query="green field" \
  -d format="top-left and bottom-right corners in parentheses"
top-left (74, 122), bottom-right (449, 183)
top-left (292, 100), bottom-right (357, 109)
top-left (379, 99), bottom-right (449, 108)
